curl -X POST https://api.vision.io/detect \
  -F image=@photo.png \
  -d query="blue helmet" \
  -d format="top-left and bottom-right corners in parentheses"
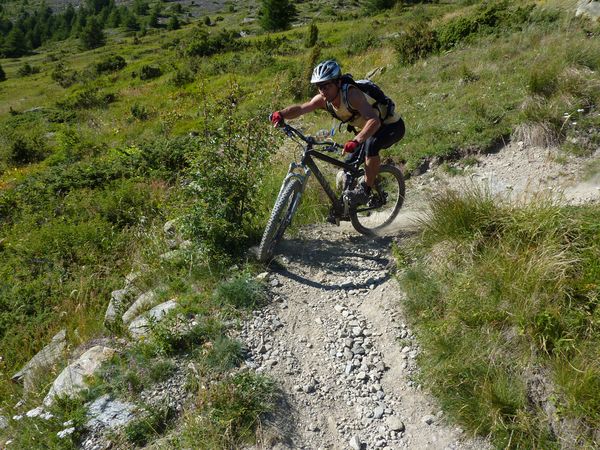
top-left (310, 60), bottom-right (341, 84)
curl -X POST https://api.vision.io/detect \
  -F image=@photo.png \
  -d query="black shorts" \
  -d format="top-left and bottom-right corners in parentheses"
top-left (346, 118), bottom-right (405, 163)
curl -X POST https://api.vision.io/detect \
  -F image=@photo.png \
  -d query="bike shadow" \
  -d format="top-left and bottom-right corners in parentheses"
top-left (269, 232), bottom-right (405, 292)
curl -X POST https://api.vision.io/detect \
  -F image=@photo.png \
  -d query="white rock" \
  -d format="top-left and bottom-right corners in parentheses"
top-left (43, 346), bottom-right (116, 407)
top-left (128, 300), bottom-right (179, 338)
top-left (57, 427), bottom-right (75, 438)
top-left (122, 290), bottom-right (158, 324)
top-left (349, 435), bottom-right (362, 450)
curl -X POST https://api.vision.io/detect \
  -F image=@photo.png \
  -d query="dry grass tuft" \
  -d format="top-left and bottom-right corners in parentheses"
top-left (512, 122), bottom-right (561, 148)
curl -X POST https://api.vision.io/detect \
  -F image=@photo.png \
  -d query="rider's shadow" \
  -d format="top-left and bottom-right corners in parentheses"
top-left (271, 234), bottom-right (395, 291)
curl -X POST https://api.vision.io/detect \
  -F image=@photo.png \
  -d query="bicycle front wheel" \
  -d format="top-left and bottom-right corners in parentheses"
top-left (257, 179), bottom-right (303, 263)
top-left (350, 164), bottom-right (405, 235)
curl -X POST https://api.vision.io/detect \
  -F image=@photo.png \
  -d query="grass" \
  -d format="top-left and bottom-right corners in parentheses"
top-left (398, 188), bottom-right (600, 448)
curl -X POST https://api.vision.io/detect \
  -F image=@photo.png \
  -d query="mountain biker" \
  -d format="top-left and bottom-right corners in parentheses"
top-left (270, 60), bottom-right (405, 206)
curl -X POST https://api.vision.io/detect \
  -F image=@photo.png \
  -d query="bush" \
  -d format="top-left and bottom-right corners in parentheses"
top-left (183, 88), bottom-right (277, 260)
top-left (17, 63), bottom-right (40, 77)
top-left (9, 133), bottom-right (48, 165)
top-left (57, 88), bottom-right (116, 110)
top-left (51, 62), bottom-right (79, 88)
top-left (139, 65), bottom-right (162, 80)
top-left (95, 55), bottom-right (127, 74)
top-left (344, 28), bottom-right (381, 56)
top-left (305, 22), bottom-right (318, 48)
top-left (213, 275), bottom-right (267, 309)
top-left (394, 22), bottom-right (438, 65)
top-left (184, 27), bottom-right (244, 58)
top-left (0, 63), bottom-right (6, 81)
top-left (170, 67), bottom-right (195, 87)
top-left (131, 103), bottom-right (150, 120)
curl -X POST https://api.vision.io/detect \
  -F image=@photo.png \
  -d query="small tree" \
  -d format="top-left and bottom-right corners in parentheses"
top-left (0, 63), bottom-right (6, 82)
top-left (305, 22), bottom-right (318, 48)
top-left (260, 0), bottom-right (296, 31)
top-left (167, 15), bottom-right (180, 31)
top-left (80, 17), bottom-right (106, 49)
top-left (365, 0), bottom-right (396, 14)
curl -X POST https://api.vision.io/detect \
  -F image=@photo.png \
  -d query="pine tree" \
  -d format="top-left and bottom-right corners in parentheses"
top-left (167, 15), bottom-right (180, 31)
top-left (305, 22), bottom-right (318, 48)
top-left (259, 0), bottom-right (296, 32)
top-left (80, 17), bottom-right (106, 49)
top-left (2, 27), bottom-right (29, 57)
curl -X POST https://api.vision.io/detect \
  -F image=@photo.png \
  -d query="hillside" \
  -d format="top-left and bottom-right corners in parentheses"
top-left (0, 0), bottom-right (599, 448)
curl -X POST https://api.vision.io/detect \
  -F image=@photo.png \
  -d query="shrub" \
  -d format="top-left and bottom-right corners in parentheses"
top-left (9, 133), bottom-right (48, 165)
top-left (51, 62), bottom-right (79, 88)
top-left (305, 22), bottom-right (318, 48)
top-left (183, 87), bottom-right (277, 260)
top-left (364, 0), bottom-right (396, 15)
top-left (95, 55), bottom-right (127, 74)
top-left (170, 67), bottom-right (195, 87)
top-left (131, 103), bottom-right (150, 120)
top-left (17, 63), bottom-right (40, 77)
top-left (260, 0), bottom-right (297, 31)
top-left (394, 22), bottom-right (438, 65)
top-left (57, 88), bottom-right (116, 109)
top-left (139, 65), bottom-right (162, 80)
top-left (0, 63), bottom-right (5, 81)
top-left (184, 28), bottom-right (244, 58)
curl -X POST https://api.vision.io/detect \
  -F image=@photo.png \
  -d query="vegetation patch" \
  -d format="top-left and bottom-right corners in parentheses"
top-left (398, 188), bottom-right (600, 448)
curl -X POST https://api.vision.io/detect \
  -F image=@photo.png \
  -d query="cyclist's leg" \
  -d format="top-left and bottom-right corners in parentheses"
top-left (362, 118), bottom-right (405, 186)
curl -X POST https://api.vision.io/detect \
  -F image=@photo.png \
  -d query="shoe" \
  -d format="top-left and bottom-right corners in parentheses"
top-left (345, 183), bottom-right (370, 207)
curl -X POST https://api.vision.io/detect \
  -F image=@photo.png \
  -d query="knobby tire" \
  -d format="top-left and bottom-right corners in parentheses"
top-left (350, 164), bottom-right (405, 235)
top-left (257, 179), bottom-right (303, 263)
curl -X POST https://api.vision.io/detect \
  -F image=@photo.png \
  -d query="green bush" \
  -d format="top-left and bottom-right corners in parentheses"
top-left (344, 28), bottom-right (380, 56)
top-left (17, 62), bottom-right (40, 77)
top-left (394, 21), bottom-right (438, 65)
top-left (183, 90), bottom-right (277, 260)
top-left (57, 88), bottom-right (116, 109)
top-left (51, 62), bottom-right (79, 88)
top-left (0, 63), bottom-right (6, 81)
top-left (131, 103), bottom-right (150, 120)
top-left (184, 27), bottom-right (245, 58)
top-left (9, 133), bottom-right (48, 165)
top-left (95, 54), bottom-right (127, 74)
top-left (139, 65), bottom-right (162, 80)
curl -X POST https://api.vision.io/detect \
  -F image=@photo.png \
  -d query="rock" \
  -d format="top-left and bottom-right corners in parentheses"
top-left (386, 416), bottom-right (405, 432)
top-left (349, 435), bottom-right (362, 450)
top-left (422, 414), bottom-right (436, 425)
top-left (163, 219), bottom-right (179, 237)
top-left (373, 406), bottom-right (385, 419)
top-left (366, 66), bottom-right (386, 79)
top-left (0, 415), bottom-right (7, 429)
top-left (86, 394), bottom-right (136, 429)
top-left (43, 346), bottom-right (116, 407)
top-left (57, 427), bottom-right (75, 438)
top-left (128, 300), bottom-right (180, 339)
top-left (104, 288), bottom-right (137, 327)
top-left (256, 272), bottom-right (270, 281)
top-left (122, 290), bottom-right (158, 324)
top-left (576, 0), bottom-right (600, 20)
top-left (12, 329), bottom-right (67, 392)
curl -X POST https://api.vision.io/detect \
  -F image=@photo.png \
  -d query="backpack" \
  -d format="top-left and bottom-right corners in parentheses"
top-left (326, 73), bottom-right (396, 126)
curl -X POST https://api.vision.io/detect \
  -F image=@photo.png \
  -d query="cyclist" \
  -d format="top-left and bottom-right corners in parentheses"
top-left (270, 60), bottom-right (405, 206)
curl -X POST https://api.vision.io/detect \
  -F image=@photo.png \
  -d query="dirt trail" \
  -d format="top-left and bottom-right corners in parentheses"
top-left (239, 143), bottom-right (599, 449)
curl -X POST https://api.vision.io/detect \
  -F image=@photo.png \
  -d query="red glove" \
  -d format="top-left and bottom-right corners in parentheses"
top-left (343, 139), bottom-right (359, 153)
top-left (270, 111), bottom-right (283, 127)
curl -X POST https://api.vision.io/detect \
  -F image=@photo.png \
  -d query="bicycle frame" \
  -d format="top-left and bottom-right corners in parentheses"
top-left (277, 143), bottom-right (365, 222)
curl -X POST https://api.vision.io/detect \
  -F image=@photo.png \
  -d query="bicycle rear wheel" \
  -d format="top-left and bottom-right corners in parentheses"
top-left (350, 164), bottom-right (405, 235)
top-left (257, 179), bottom-right (303, 263)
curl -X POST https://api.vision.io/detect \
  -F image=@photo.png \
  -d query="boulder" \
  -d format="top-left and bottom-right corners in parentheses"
top-left (12, 329), bottom-right (67, 393)
top-left (86, 394), bottom-right (136, 429)
top-left (43, 346), bottom-right (115, 407)
top-left (128, 300), bottom-right (179, 339)
top-left (576, 0), bottom-right (600, 20)
top-left (122, 290), bottom-right (158, 324)
top-left (104, 288), bottom-right (137, 327)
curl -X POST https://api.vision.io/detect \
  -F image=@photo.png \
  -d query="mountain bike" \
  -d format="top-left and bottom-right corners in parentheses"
top-left (257, 122), bottom-right (405, 263)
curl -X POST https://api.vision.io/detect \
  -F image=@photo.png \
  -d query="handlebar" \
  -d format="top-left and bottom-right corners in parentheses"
top-left (277, 121), bottom-right (343, 153)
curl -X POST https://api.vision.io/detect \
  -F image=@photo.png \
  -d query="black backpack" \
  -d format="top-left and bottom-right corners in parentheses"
top-left (326, 73), bottom-right (396, 126)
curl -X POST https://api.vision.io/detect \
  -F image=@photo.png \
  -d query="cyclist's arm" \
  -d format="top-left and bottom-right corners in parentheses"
top-left (346, 87), bottom-right (381, 144)
top-left (279, 94), bottom-right (326, 120)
